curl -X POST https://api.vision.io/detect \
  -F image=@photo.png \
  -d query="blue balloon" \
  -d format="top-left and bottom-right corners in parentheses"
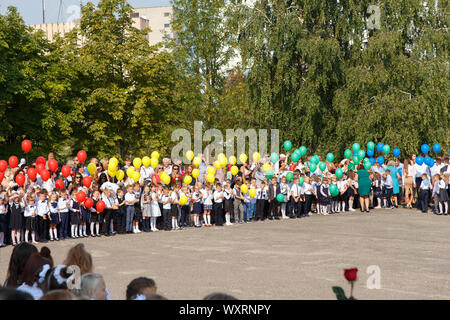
top-left (367, 149), bottom-right (374, 157)
top-left (393, 148), bottom-right (400, 157)
top-left (433, 144), bottom-right (441, 153)
top-left (376, 143), bottom-right (384, 153)
top-left (448, 149), bottom-right (450, 155)
top-left (353, 152), bottom-right (358, 158)
top-left (416, 156), bottom-right (424, 165)
top-left (424, 156), bottom-right (432, 166)
top-left (377, 156), bottom-right (384, 165)
top-left (421, 144), bottom-right (430, 154)
top-left (428, 158), bottom-right (435, 167)
top-left (369, 157), bottom-right (375, 165)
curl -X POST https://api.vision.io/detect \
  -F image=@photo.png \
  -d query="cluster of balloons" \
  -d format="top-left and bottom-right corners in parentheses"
top-left (76, 190), bottom-right (105, 213)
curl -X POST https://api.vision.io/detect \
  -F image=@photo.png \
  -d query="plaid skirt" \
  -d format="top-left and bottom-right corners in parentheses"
top-left (203, 204), bottom-right (213, 211)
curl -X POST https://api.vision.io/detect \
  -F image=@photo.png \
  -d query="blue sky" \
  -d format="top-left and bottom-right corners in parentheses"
top-left (1, 0), bottom-right (171, 25)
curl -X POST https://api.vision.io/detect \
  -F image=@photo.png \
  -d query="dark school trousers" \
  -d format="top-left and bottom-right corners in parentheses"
top-left (163, 209), bottom-right (172, 231)
top-left (102, 209), bottom-right (112, 235)
top-left (304, 194), bottom-right (313, 215)
top-left (59, 212), bottom-right (69, 239)
top-left (255, 199), bottom-right (265, 220)
top-left (37, 215), bottom-right (49, 241)
top-left (419, 190), bottom-right (429, 212)
top-left (415, 177), bottom-right (423, 210)
top-left (213, 203), bottom-right (223, 226)
top-left (116, 209), bottom-right (126, 233)
top-left (269, 200), bottom-right (279, 218)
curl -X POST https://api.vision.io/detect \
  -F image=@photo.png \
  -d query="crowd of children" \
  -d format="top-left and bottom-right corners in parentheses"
top-left (0, 152), bottom-right (449, 247)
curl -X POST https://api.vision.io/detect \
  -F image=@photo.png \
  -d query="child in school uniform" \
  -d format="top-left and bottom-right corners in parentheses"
top-left (0, 196), bottom-right (6, 247)
top-left (372, 173), bottom-right (383, 209)
top-left (223, 182), bottom-right (234, 225)
top-left (419, 173), bottom-right (431, 213)
top-left (202, 184), bottom-right (213, 227)
top-left (384, 170), bottom-right (394, 209)
top-left (79, 190), bottom-right (90, 238)
top-left (438, 174), bottom-right (449, 215)
top-left (267, 177), bottom-right (280, 220)
top-left (280, 176), bottom-right (289, 219)
top-left (150, 186), bottom-right (161, 231)
top-left (213, 183), bottom-right (224, 226)
top-left (178, 185), bottom-right (191, 228)
top-left (23, 195), bottom-right (38, 244)
top-left (58, 189), bottom-right (70, 240)
top-left (161, 187), bottom-right (172, 231)
top-left (290, 177), bottom-right (301, 218)
top-left (337, 176), bottom-right (347, 213)
top-left (116, 189), bottom-right (126, 234)
top-left (170, 188), bottom-right (180, 230)
top-left (9, 192), bottom-right (25, 246)
top-left (248, 178), bottom-right (257, 221)
top-left (69, 190), bottom-right (81, 238)
top-left (313, 176), bottom-right (321, 214)
top-left (141, 185), bottom-right (152, 232)
top-left (133, 184), bottom-right (142, 233)
top-left (346, 171), bottom-right (357, 211)
top-left (302, 176), bottom-right (313, 216)
top-left (36, 191), bottom-right (50, 243)
top-left (90, 190), bottom-right (100, 236)
top-left (48, 193), bottom-right (60, 241)
top-left (191, 186), bottom-right (203, 227)
top-left (125, 185), bottom-right (137, 233)
top-left (319, 178), bottom-right (330, 215)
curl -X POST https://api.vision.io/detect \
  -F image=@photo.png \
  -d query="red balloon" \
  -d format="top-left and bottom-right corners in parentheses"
top-left (76, 191), bottom-right (86, 203)
top-left (0, 160), bottom-right (7, 172)
top-left (36, 163), bottom-right (45, 174)
top-left (27, 168), bottom-right (37, 181)
top-left (40, 169), bottom-right (50, 182)
top-left (77, 150), bottom-right (87, 163)
top-left (48, 159), bottom-right (58, 172)
top-left (21, 140), bottom-right (32, 153)
top-left (61, 165), bottom-right (71, 178)
top-left (55, 179), bottom-right (65, 190)
top-left (96, 200), bottom-right (105, 213)
top-left (0, 172), bottom-right (3, 183)
top-left (36, 156), bottom-right (46, 166)
top-left (8, 156), bottom-right (19, 169)
top-left (84, 198), bottom-right (94, 209)
top-left (82, 176), bottom-right (92, 188)
top-left (15, 173), bottom-right (25, 186)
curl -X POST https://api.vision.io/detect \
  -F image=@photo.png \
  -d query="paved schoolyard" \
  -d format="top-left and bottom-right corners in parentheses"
top-left (1, 208), bottom-right (450, 300)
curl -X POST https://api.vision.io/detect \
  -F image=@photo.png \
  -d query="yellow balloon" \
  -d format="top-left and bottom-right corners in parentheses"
top-left (108, 163), bottom-right (116, 172)
top-left (249, 188), bottom-right (256, 198)
top-left (87, 163), bottom-right (96, 175)
top-left (193, 156), bottom-right (201, 167)
top-left (263, 163), bottom-right (272, 172)
top-left (132, 171), bottom-right (140, 183)
top-left (126, 167), bottom-right (135, 178)
top-left (151, 151), bottom-right (160, 159)
top-left (229, 156), bottom-right (237, 165)
top-left (252, 152), bottom-right (260, 162)
top-left (186, 150), bottom-right (194, 161)
top-left (239, 153), bottom-right (248, 164)
top-left (214, 161), bottom-right (222, 169)
top-left (150, 157), bottom-right (158, 169)
top-left (116, 170), bottom-right (125, 181)
top-left (179, 195), bottom-right (188, 206)
top-left (207, 166), bottom-right (216, 175)
top-left (109, 157), bottom-right (119, 167)
top-left (184, 175), bottom-right (192, 185)
top-left (142, 156), bottom-right (151, 167)
top-left (219, 157), bottom-right (227, 167)
top-left (240, 184), bottom-right (248, 194)
top-left (230, 165), bottom-right (239, 176)
top-left (217, 153), bottom-right (226, 162)
top-left (108, 169), bottom-right (116, 177)
top-left (192, 168), bottom-right (200, 179)
top-left (133, 157), bottom-right (142, 169)
top-left (163, 176), bottom-right (171, 185)
top-left (206, 173), bottom-right (215, 183)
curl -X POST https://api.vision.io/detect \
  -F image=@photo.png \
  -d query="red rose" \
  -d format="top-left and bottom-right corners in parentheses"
top-left (344, 268), bottom-right (358, 282)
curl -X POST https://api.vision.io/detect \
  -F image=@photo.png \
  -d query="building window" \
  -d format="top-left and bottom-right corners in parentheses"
top-left (164, 12), bottom-right (170, 17)
top-left (130, 12), bottom-right (139, 18)
top-left (164, 23), bottom-right (170, 28)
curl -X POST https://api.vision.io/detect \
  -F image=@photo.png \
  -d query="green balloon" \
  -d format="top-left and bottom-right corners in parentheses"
top-left (270, 152), bottom-right (279, 163)
top-left (299, 177), bottom-right (304, 186)
top-left (364, 161), bottom-right (372, 170)
top-left (382, 145), bottom-right (390, 155)
top-left (367, 141), bottom-right (375, 151)
top-left (357, 150), bottom-right (365, 160)
top-left (352, 156), bottom-right (360, 165)
top-left (348, 162), bottom-right (355, 170)
top-left (291, 152), bottom-right (300, 163)
top-left (312, 155), bottom-right (320, 164)
top-left (344, 149), bottom-right (352, 159)
top-left (319, 161), bottom-right (327, 171)
top-left (335, 168), bottom-right (343, 179)
top-left (276, 193), bottom-right (285, 202)
top-left (309, 163), bottom-right (317, 172)
top-left (352, 143), bottom-right (360, 153)
top-left (330, 184), bottom-right (339, 197)
top-left (286, 171), bottom-right (294, 181)
top-left (326, 153), bottom-right (334, 162)
top-left (283, 140), bottom-right (292, 151)
top-left (299, 146), bottom-right (307, 156)
top-left (265, 170), bottom-right (274, 179)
